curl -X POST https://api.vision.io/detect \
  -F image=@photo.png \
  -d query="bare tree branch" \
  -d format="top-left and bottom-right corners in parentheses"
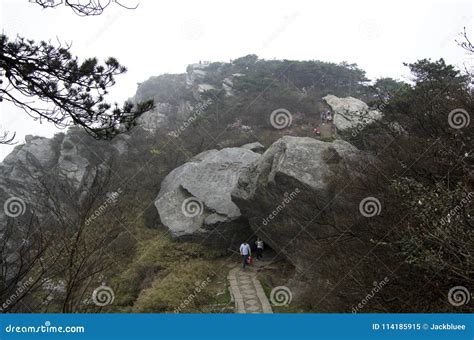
top-left (456, 27), bottom-right (474, 54)
top-left (31, 0), bottom-right (139, 16)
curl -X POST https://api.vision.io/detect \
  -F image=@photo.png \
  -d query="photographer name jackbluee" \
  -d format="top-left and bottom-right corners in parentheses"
top-left (430, 323), bottom-right (466, 331)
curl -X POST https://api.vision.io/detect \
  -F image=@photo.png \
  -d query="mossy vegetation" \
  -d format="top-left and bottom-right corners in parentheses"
top-left (102, 225), bottom-right (234, 313)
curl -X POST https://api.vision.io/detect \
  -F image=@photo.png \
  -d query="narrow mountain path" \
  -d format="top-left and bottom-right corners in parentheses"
top-left (320, 122), bottom-right (336, 138)
top-left (228, 266), bottom-right (273, 314)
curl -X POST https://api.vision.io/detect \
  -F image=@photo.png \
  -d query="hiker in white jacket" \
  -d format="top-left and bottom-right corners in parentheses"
top-left (240, 242), bottom-right (251, 269)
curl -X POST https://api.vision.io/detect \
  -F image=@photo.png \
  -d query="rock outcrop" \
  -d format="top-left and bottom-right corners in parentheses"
top-left (132, 74), bottom-right (195, 130)
top-left (0, 135), bottom-right (57, 237)
top-left (136, 103), bottom-right (171, 132)
top-left (0, 132), bottom-right (119, 233)
top-left (155, 147), bottom-right (260, 245)
top-left (186, 62), bottom-right (210, 87)
top-left (0, 132), bottom-right (122, 280)
top-left (323, 95), bottom-right (382, 131)
top-left (130, 60), bottom-right (252, 134)
top-left (231, 136), bottom-right (373, 310)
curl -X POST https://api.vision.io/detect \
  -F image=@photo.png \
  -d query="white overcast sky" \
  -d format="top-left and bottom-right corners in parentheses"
top-left (0, 0), bottom-right (472, 160)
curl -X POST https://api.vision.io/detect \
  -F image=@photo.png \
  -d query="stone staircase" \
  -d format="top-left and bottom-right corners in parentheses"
top-left (228, 266), bottom-right (273, 314)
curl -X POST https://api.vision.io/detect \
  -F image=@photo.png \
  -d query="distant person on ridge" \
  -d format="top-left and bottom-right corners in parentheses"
top-left (255, 238), bottom-right (264, 260)
top-left (326, 111), bottom-right (332, 122)
top-left (240, 241), bottom-right (251, 269)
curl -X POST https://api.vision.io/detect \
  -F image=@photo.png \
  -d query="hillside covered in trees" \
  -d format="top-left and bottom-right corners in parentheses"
top-left (0, 53), bottom-right (472, 314)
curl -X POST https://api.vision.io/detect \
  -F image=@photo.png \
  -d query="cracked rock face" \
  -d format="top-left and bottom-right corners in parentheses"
top-left (0, 133), bottom-right (116, 280)
top-left (154, 147), bottom-right (260, 244)
top-left (323, 94), bottom-right (383, 131)
top-left (0, 131), bottom-right (125, 229)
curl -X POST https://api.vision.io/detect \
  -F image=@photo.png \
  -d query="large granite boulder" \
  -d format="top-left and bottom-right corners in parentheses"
top-left (323, 94), bottom-right (382, 131)
top-left (155, 147), bottom-right (260, 245)
top-left (231, 136), bottom-right (380, 311)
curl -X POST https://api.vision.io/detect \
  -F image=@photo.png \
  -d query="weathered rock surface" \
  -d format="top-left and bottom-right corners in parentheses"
top-left (0, 132), bottom-right (119, 280)
top-left (323, 94), bottom-right (383, 131)
top-left (186, 62), bottom-right (210, 87)
top-left (222, 77), bottom-right (234, 96)
top-left (240, 142), bottom-right (265, 153)
top-left (155, 147), bottom-right (260, 245)
top-left (231, 136), bottom-right (374, 310)
top-left (0, 132), bottom-right (119, 233)
top-left (132, 61), bottom-right (248, 132)
top-left (0, 135), bottom-right (57, 233)
top-left (136, 103), bottom-right (170, 131)
top-left (132, 74), bottom-right (196, 129)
